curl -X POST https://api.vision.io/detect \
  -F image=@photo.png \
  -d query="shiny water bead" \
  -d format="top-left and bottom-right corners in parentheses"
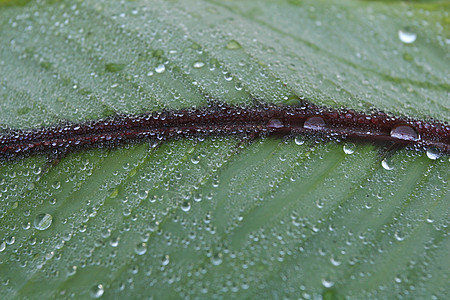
top-left (266, 119), bottom-right (284, 129)
top-left (390, 125), bottom-right (419, 141)
top-left (304, 116), bottom-right (326, 130)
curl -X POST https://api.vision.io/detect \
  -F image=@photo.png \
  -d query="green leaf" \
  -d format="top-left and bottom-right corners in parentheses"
top-left (0, 0), bottom-right (448, 298)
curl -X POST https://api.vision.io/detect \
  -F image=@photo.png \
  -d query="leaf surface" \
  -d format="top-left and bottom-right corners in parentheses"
top-left (0, 0), bottom-right (449, 298)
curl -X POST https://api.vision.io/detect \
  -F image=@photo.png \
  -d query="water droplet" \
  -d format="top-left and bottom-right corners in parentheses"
top-left (193, 61), bottom-right (205, 68)
top-left (90, 284), bottom-right (104, 298)
top-left (110, 237), bottom-right (120, 247)
top-left (211, 253), bottom-right (223, 266)
top-left (5, 236), bottom-right (15, 245)
top-left (398, 29), bottom-right (417, 44)
top-left (394, 231), bottom-right (405, 241)
top-left (304, 116), bottom-right (326, 130)
top-left (426, 147), bottom-right (441, 160)
top-left (381, 158), bottom-right (394, 170)
top-left (0, 241), bottom-right (5, 252)
top-left (135, 242), bottom-right (147, 255)
top-left (343, 143), bottom-right (356, 155)
top-left (161, 254), bottom-right (170, 266)
top-left (330, 256), bottom-right (341, 266)
top-left (267, 119), bottom-right (284, 129)
top-left (224, 72), bottom-right (233, 81)
top-left (67, 265), bottom-right (77, 276)
top-left (155, 64), bottom-right (165, 74)
top-left (34, 213), bottom-right (53, 230)
top-left (294, 136), bottom-right (305, 145)
top-left (191, 155), bottom-right (200, 164)
top-left (105, 63), bottom-right (126, 72)
top-left (321, 278), bottom-right (334, 288)
top-left (181, 201), bottom-right (191, 212)
top-left (390, 125), bottom-right (419, 141)
top-left (138, 190), bottom-right (148, 200)
top-left (226, 40), bottom-right (242, 49)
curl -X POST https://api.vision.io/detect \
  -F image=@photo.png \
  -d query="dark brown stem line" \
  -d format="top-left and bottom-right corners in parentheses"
top-left (1, 103), bottom-right (449, 160)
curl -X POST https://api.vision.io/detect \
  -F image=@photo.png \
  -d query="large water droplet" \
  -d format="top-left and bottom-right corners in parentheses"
top-left (34, 213), bottom-right (53, 230)
top-left (135, 242), bottom-right (147, 255)
top-left (67, 265), bottom-right (77, 276)
top-left (161, 254), bottom-right (170, 266)
top-left (294, 136), bottom-right (305, 145)
top-left (398, 29), bottom-right (417, 44)
top-left (426, 147), bottom-right (441, 160)
top-left (390, 125), bottom-right (419, 141)
top-left (181, 201), bottom-right (191, 212)
top-left (155, 64), bottom-right (165, 74)
top-left (193, 61), bottom-right (205, 68)
top-left (381, 158), bottom-right (394, 170)
top-left (90, 284), bottom-right (104, 298)
top-left (267, 119), bottom-right (284, 129)
top-left (321, 278), bottom-right (334, 288)
top-left (211, 253), bottom-right (223, 266)
top-left (226, 40), bottom-right (242, 49)
top-left (343, 143), bottom-right (356, 155)
top-left (304, 116), bottom-right (326, 130)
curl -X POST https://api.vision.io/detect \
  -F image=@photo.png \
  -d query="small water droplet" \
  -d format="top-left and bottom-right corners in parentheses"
top-left (294, 136), bottom-right (305, 145)
top-left (390, 125), bottom-right (419, 141)
top-left (211, 253), bottom-right (223, 266)
top-left (321, 278), bottom-right (334, 288)
top-left (398, 29), bottom-right (417, 44)
top-left (67, 265), bottom-right (77, 276)
top-left (224, 72), bottom-right (233, 81)
top-left (0, 241), bottom-right (5, 252)
top-left (161, 254), bottom-right (170, 266)
top-left (135, 242), bottom-right (147, 255)
top-left (426, 147), bottom-right (441, 160)
top-left (343, 143), bottom-right (356, 155)
top-left (5, 236), bottom-right (15, 245)
top-left (381, 158), bottom-right (394, 170)
top-left (138, 190), bottom-right (148, 200)
top-left (105, 63), bottom-right (126, 72)
top-left (191, 155), bottom-right (200, 165)
top-left (34, 213), bottom-right (53, 230)
top-left (304, 116), bottom-right (326, 130)
top-left (193, 61), bottom-right (205, 68)
top-left (110, 237), bottom-right (120, 247)
top-left (226, 40), bottom-right (242, 49)
top-left (90, 284), bottom-right (104, 298)
top-left (394, 231), bottom-right (405, 241)
top-left (267, 119), bottom-right (284, 129)
top-left (181, 201), bottom-right (191, 212)
top-left (155, 64), bottom-right (165, 74)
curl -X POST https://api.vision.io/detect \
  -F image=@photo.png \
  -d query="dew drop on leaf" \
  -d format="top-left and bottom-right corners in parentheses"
top-left (135, 242), bottom-right (147, 255)
top-left (33, 213), bottom-right (53, 231)
top-left (398, 29), bottom-right (417, 44)
top-left (193, 61), bottom-right (205, 68)
top-left (343, 143), bottom-right (356, 155)
top-left (90, 284), bottom-right (104, 298)
top-left (161, 254), bottom-right (170, 266)
top-left (426, 147), bottom-right (441, 160)
top-left (390, 125), bottom-right (419, 141)
top-left (381, 158), bottom-right (394, 170)
top-left (226, 40), bottom-right (242, 49)
top-left (181, 201), bottom-right (191, 212)
top-left (155, 64), bottom-right (165, 74)
top-left (321, 278), bottom-right (334, 288)
top-left (304, 116), bottom-right (326, 130)
top-left (294, 136), bottom-right (305, 145)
